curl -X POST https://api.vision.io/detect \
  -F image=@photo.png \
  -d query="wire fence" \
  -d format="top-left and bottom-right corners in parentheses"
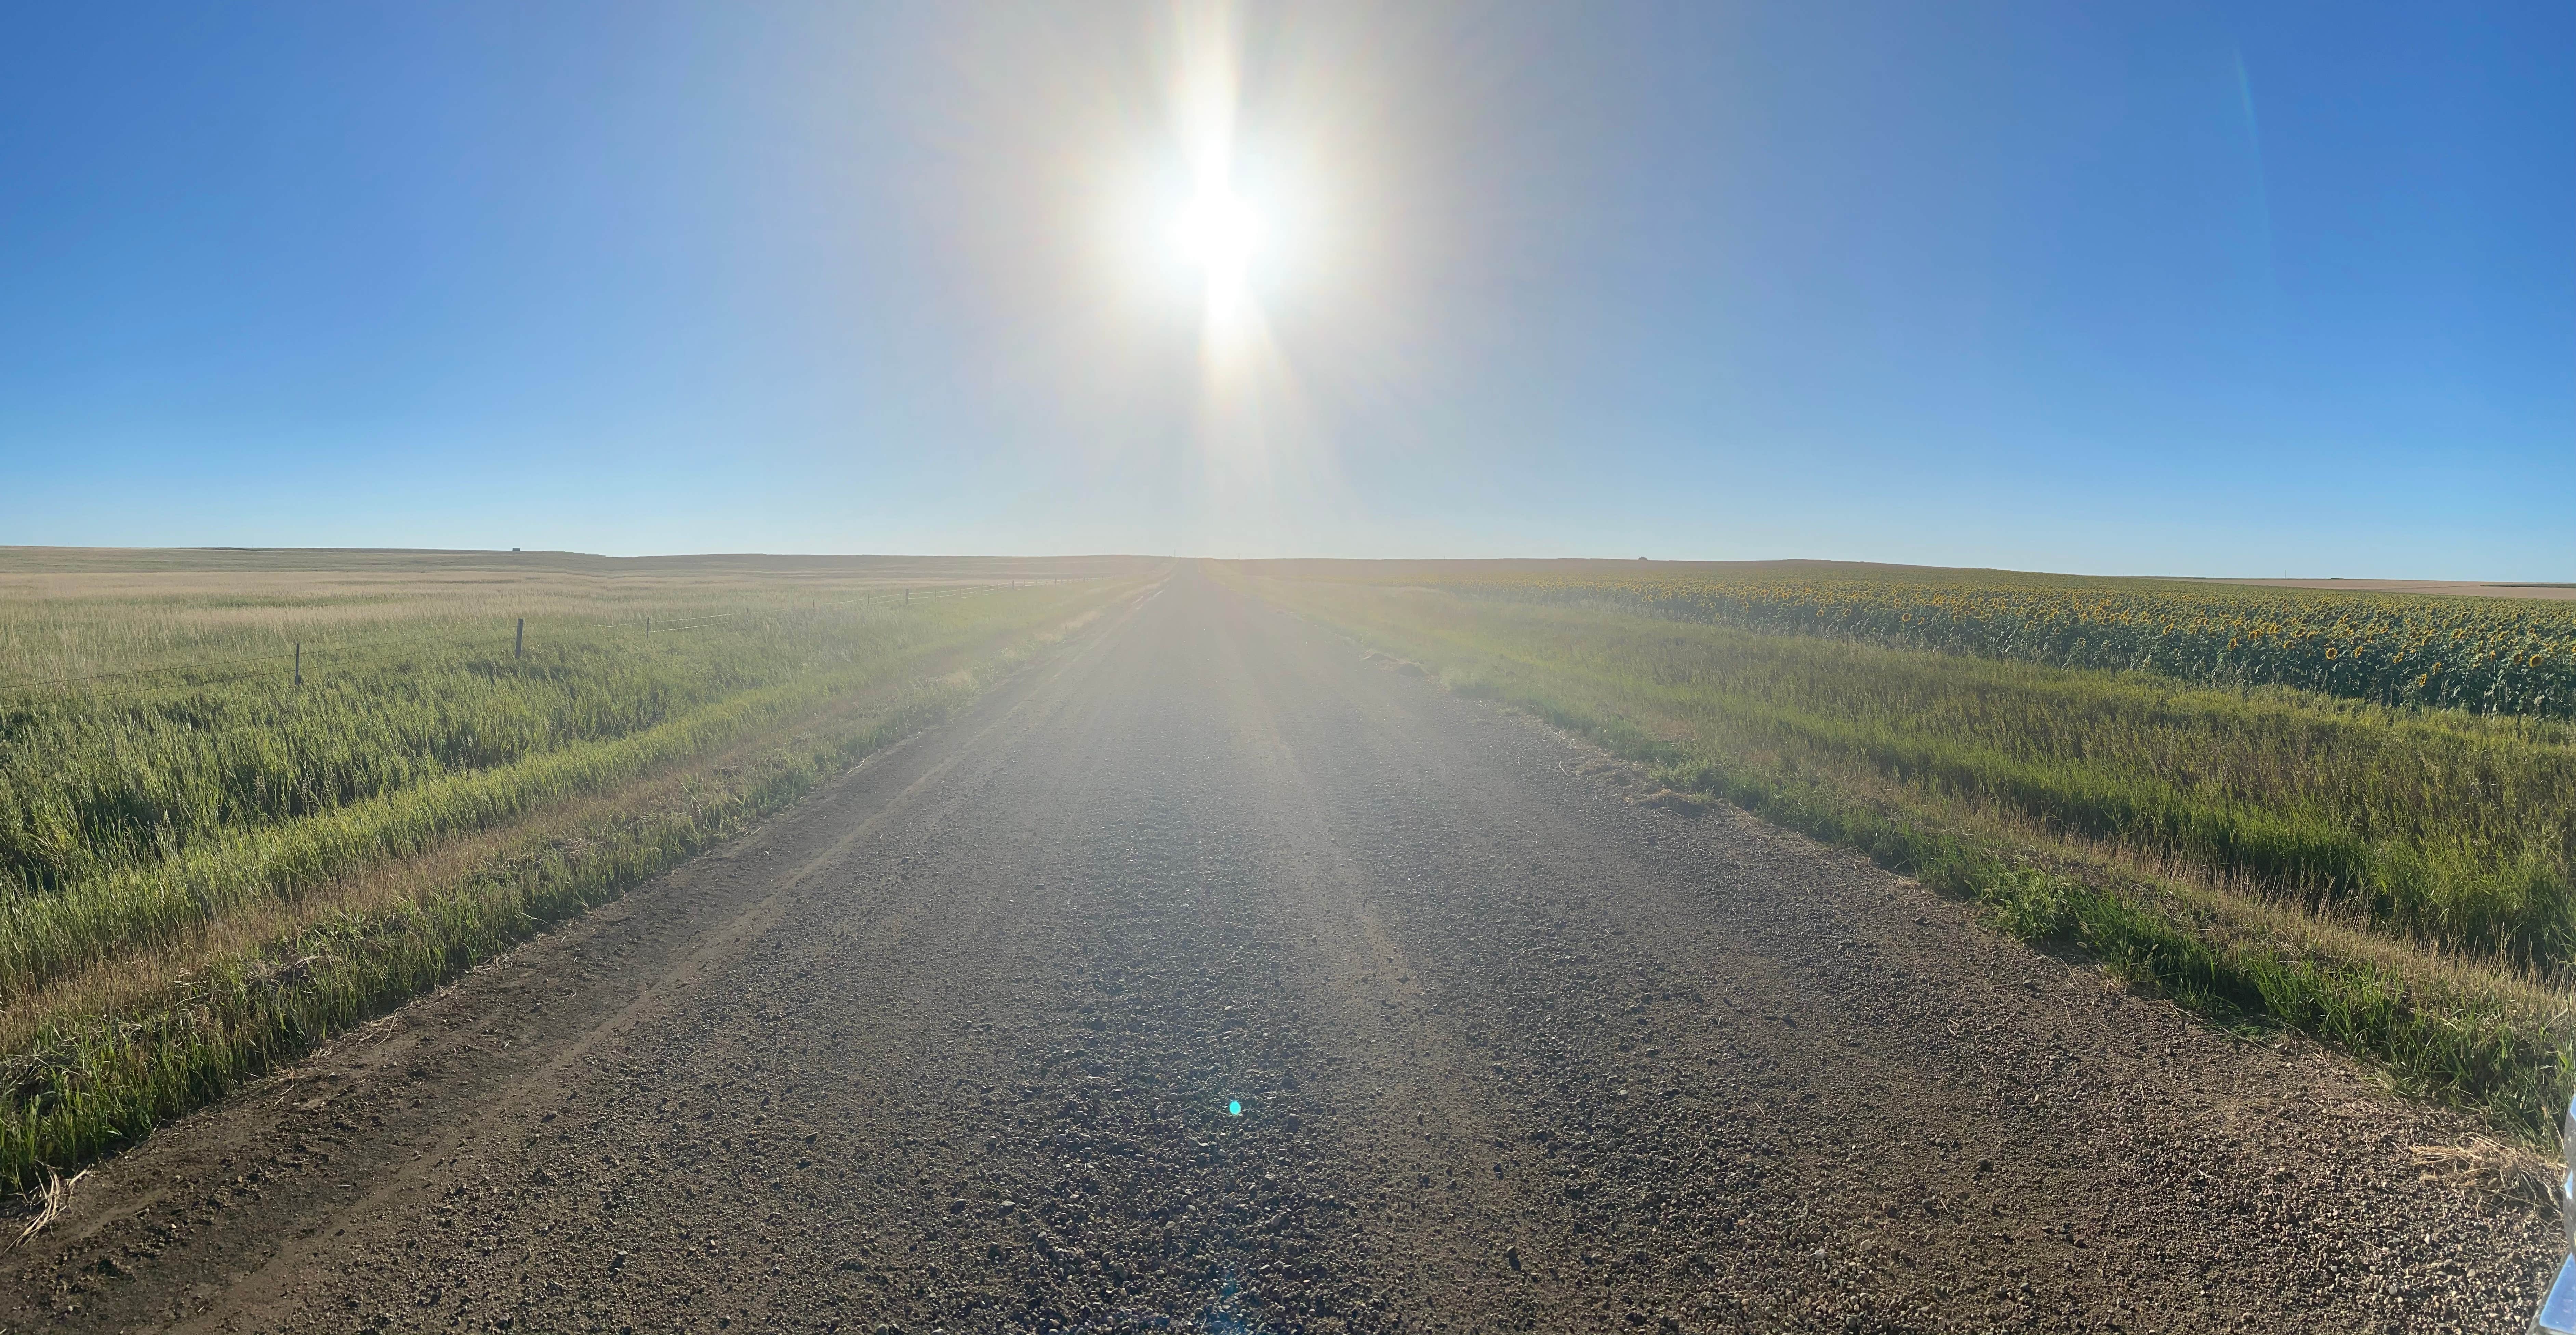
top-left (0, 579), bottom-right (1075, 705)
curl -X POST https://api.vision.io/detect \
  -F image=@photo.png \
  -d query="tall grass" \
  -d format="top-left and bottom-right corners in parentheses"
top-left (0, 554), bottom-right (1154, 1185)
top-left (0, 649), bottom-right (1031, 1188)
top-left (5, 605), bottom-right (913, 899)
top-left (4, 618), bottom-right (924, 1000)
top-left (1235, 570), bottom-right (2576, 1139)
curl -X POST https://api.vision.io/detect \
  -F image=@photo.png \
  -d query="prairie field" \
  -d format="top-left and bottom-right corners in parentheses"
top-left (0, 548), bottom-right (1158, 1186)
top-left (1229, 560), bottom-right (2576, 1139)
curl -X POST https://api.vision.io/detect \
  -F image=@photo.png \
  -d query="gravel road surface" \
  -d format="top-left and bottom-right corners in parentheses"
top-left (2, 569), bottom-right (2554, 1334)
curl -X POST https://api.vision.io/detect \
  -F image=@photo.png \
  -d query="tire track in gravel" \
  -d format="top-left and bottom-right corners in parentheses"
top-left (1, 566), bottom-right (2557, 1335)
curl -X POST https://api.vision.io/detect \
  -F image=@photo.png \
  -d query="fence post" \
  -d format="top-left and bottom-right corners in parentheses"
top-left (515, 618), bottom-right (525, 659)
top-left (293, 643), bottom-right (301, 688)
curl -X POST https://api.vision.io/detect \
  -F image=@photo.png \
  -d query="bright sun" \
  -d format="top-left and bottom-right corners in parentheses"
top-left (1150, 2), bottom-right (1288, 376)
top-left (1172, 188), bottom-right (1262, 301)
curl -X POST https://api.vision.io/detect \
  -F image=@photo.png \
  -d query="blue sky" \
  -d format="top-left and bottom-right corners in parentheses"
top-left (2, 2), bottom-right (2568, 575)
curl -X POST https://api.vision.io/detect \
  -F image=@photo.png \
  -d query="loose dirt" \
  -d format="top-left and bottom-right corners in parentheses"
top-left (0, 570), bottom-right (2553, 1334)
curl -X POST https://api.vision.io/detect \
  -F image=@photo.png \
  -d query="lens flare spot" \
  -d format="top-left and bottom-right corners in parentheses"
top-left (1228, 1100), bottom-right (1243, 1116)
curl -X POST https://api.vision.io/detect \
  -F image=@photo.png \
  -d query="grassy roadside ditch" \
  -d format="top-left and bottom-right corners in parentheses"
top-left (1230, 569), bottom-right (2576, 1144)
top-left (0, 560), bottom-right (1156, 1187)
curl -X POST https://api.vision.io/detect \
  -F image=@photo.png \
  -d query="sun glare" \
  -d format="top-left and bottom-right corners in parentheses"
top-left (1120, 0), bottom-right (1325, 493)
top-left (1153, 2), bottom-right (1282, 372)
top-left (1172, 188), bottom-right (1262, 306)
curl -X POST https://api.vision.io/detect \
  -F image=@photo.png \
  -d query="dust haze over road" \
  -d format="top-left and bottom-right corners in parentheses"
top-left (7, 569), bottom-right (2549, 1334)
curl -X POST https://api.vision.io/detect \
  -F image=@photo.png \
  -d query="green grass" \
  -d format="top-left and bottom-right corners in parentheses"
top-left (0, 552), bottom-right (1156, 1186)
top-left (2, 597), bottom-right (1002, 996)
top-left (1232, 567), bottom-right (2576, 1141)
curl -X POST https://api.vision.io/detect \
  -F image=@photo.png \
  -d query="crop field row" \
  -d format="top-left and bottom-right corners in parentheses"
top-left (0, 551), bottom-right (1159, 1185)
top-left (1228, 563), bottom-right (2576, 1139)
top-left (1271, 559), bottom-right (2576, 719)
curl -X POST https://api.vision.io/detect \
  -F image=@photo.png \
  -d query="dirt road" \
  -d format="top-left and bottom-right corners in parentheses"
top-left (2, 569), bottom-right (2553, 1334)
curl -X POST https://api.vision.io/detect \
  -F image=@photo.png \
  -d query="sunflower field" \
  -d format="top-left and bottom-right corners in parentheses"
top-left (1415, 567), bottom-right (2576, 719)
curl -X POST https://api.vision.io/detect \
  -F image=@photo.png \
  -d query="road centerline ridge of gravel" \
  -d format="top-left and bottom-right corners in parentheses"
top-left (1, 566), bottom-right (2549, 1335)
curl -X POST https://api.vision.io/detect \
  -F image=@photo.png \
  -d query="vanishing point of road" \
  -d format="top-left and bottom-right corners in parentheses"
top-left (3, 570), bottom-right (2550, 1334)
